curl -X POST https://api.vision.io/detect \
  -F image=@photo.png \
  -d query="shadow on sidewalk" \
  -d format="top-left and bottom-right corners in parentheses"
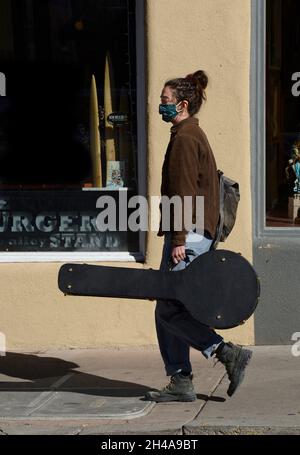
top-left (0, 352), bottom-right (153, 397)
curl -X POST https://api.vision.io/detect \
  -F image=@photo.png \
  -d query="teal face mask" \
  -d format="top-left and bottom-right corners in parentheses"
top-left (159, 102), bottom-right (182, 122)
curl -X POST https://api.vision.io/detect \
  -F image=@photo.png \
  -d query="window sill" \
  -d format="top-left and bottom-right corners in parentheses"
top-left (0, 252), bottom-right (145, 263)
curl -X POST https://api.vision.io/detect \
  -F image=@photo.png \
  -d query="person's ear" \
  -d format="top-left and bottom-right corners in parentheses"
top-left (181, 100), bottom-right (189, 110)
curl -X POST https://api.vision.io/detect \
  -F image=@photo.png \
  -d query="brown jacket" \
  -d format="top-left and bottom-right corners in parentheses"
top-left (157, 117), bottom-right (220, 247)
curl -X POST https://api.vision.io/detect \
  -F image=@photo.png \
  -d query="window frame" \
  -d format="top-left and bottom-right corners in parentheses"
top-left (0, 0), bottom-right (146, 263)
top-left (252, 0), bottom-right (300, 240)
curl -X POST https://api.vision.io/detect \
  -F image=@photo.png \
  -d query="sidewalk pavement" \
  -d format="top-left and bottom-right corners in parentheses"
top-left (0, 346), bottom-right (299, 435)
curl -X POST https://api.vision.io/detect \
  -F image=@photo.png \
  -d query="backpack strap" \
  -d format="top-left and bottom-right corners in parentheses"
top-left (210, 170), bottom-right (224, 250)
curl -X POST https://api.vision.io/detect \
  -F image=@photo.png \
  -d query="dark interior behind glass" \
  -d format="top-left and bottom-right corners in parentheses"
top-left (0, 0), bottom-right (139, 252)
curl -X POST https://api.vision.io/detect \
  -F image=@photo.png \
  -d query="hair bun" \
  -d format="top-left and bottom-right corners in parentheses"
top-left (193, 70), bottom-right (208, 90)
top-left (185, 73), bottom-right (195, 82)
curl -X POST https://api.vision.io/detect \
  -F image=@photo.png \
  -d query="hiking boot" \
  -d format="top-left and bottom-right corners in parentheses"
top-left (215, 342), bottom-right (252, 397)
top-left (144, 373), bottom-right (197, 402)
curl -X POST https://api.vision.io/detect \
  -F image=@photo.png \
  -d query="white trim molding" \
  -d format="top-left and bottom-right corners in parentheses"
top-left (0, 252), bottom-right (144, 264)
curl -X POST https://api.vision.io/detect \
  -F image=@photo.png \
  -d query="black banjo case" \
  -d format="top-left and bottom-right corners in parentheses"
top-left (58, 249), bottom-right (260, 330)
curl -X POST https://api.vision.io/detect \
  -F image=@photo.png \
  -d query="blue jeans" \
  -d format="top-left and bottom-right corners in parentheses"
top-left (155, 230), bottom-right (224, 376)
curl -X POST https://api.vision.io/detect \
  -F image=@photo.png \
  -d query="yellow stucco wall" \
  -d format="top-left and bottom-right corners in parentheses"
top-left (0, 0), bottom-right (254, 350)
top-left (0, 262), bottom-right (157, 351)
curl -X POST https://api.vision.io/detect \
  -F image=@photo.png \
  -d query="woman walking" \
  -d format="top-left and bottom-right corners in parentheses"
top-left (145, 70), bottom-right (252, 402)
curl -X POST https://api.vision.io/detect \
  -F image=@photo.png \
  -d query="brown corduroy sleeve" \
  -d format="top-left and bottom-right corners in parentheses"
top-left (167, 134), bottom-right (200, 247)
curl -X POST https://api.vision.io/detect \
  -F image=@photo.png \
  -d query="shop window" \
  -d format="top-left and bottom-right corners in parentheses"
top-left (0, 0), bottom-right (143, 254)
top-left (266, 0), bottom-right (300, 227)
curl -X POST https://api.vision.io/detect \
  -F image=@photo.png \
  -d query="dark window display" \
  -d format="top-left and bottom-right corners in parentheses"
top-left (0, 0), bottom-right (140, 252)
top-left (266, 0), bottom-right (300, 227)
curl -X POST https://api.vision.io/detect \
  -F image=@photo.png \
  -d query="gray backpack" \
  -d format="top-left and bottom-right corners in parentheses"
top-left (211, 170), bottom-right (240, 249)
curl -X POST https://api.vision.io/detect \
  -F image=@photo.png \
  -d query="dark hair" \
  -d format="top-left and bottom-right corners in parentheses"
top-left (165, 70), bottom-right (208, 116)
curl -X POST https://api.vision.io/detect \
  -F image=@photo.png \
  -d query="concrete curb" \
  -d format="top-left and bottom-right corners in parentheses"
top-left (183, 425), bottom-right (300, 435)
